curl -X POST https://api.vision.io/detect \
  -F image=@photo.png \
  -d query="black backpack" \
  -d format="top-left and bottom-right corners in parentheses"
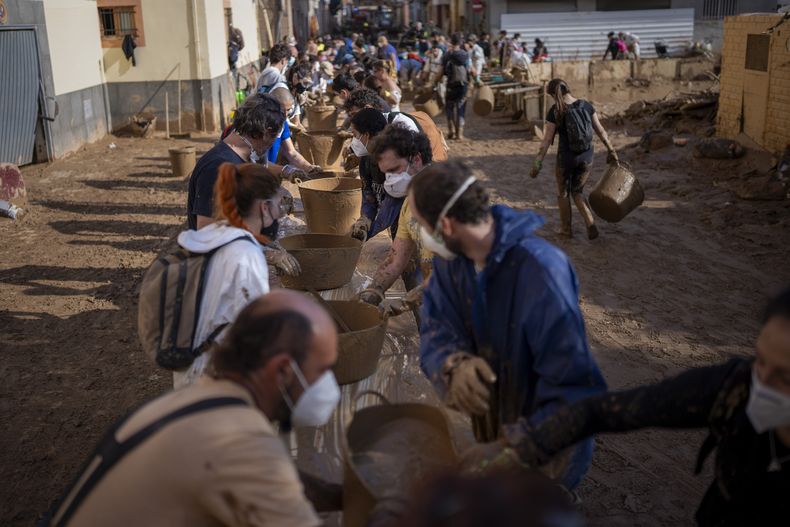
top-left (562, 101), bottom-right (594, 154)
top-left (445, 59), bottom-right (468, 87)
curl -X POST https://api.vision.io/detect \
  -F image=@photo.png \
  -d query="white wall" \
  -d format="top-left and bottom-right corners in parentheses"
top-left (43, 0), bottom-right (104, 95)
top-left (230, 0), bottom-right (261, 67)
top-left (202, 0), bottom-right (229, 79)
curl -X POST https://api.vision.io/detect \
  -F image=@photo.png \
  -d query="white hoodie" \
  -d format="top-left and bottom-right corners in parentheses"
top-left (173, 222), bottom-right (270, 388)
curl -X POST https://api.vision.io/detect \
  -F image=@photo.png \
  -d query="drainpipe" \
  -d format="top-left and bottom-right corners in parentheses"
top-left (190, 0), bottom-right (207, 131)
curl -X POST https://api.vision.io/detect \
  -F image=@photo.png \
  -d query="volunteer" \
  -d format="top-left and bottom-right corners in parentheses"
top-left (530, 78), bottom-right (617, 240)
top-left (257, 43), bottom-right (293, 93)
top-left (177, 162), bottom-right (298, 387)
top-left (442, 34), bottom-right (470, 140)
top-left (370, 60), bottom-right (402, 112)
top-left (332, 72), bottom-right (360, 104)
top-left (468, 34), bottom-right (485, 84)
top-left (44, 290), bottom-right (342, 527)
top-left (267, 87), bottom-right (320, 173)
top-left (347, 109), bottom-right (399, 242)
top-left (407, 160), bottom-right (606, 490)
top-left (463, 287), bottom-right (790, 526)
top-left (357, 125), bottom-right (434, 316)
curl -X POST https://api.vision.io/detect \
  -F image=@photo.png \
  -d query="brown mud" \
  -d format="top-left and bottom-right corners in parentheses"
top-left (1, 81), bottom-right (789, 526)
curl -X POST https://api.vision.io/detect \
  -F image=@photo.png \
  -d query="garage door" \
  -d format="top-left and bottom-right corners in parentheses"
top-left (0, 29), bottom-right (40, 165)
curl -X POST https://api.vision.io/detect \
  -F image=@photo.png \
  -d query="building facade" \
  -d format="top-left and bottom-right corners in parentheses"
top-left (717, 13), bottom-right (790, 153)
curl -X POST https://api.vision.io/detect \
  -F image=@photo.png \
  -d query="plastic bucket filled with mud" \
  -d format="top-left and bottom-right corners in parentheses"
top-left (306, 105), bottom-right (339, 132)
top-left (473, 85), bottom-right (495, 116)
top-left (278, 234), bottom-right (362, 291)
top-left (294, 131), bottom-right (351, 169)
top-left (298, 177), bottom-right (362, 235)
top-left (589, 162), bottom-right (645, 223)
top-left (413, 91), bottom-right (441, 118)
top-left (342, 392), bottom-right (458, 527)
top-left (323, 301), bottom-right (388, 385)
top-left (168, 146), bottom-right (196, 178)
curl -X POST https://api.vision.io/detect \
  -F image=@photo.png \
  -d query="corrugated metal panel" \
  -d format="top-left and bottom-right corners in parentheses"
top-left (0, 29), bottom-right (40, 166)
top-left (501, 8), bottom-right (695, 61)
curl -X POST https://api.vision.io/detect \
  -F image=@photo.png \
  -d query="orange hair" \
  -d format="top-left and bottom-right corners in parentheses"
top-left (214, 162), bottom-right (280, 245)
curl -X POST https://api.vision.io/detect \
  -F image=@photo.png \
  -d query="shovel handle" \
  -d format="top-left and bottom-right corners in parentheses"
top-left (352, 390), bottom-right (391, 411)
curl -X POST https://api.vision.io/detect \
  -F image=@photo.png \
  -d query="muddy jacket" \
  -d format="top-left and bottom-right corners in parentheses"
top-left (420, 205), bottom-right (606, 489)
top-left (507, 358), bottom-right (790, 526)
top-left (359, 156), bottom-right (402, 239)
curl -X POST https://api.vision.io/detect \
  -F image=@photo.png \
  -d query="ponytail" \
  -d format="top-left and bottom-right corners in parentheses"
top-left (547, 78), bottom-right (570, 119)
top-left (214, 162), bottom-right (280, 244)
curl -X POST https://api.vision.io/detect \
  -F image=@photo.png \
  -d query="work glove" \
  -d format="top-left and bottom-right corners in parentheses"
top-left (306, 164), bottom-right (322, 175)
top-left (344, 153), bottom-right (360, 171)
top-left (266, 248), bottom-right (302, 277)
top-left (350, 216), bottom-right (372, 242)
top-left (281, 164), bottom-right (310, 183)
top-left (278, 187), bottom-right (295, 216)
top-left (606, 149), bottom-right (619, 165)
top-left (460, 438), bottom-right (524, 474)
top-left (529, 158), bottom-right (542, 179)
top-left (379, 284), bottom-right (425, 318)
top-left (357, 287), bottom-right (384, 306)
top-left (442, 353), bottom-right (496, 416)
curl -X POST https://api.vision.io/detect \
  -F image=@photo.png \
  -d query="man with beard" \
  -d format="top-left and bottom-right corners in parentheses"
top-left (43, 290), bottom-right (343, 526)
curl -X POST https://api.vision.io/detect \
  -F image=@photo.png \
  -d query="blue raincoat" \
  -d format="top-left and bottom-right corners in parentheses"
top-left (359, 155), bottom-right (403, 239)
top-left (420, 205), bottom-right (606, 489)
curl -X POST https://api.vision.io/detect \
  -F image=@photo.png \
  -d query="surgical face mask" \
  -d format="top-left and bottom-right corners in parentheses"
top-left (239, 134), bottom-right (262, 164)
top-left (746, 369), bottom-right (790, 433)
top-left (383, 161), bottom-right (412, 198)
top-left (418, 175), bottom-right (477, 260)
top-left (287, 56), bottom-right (296, 68)
top-left (350, 136), bottom-right (368, 157)
top-left (280, 360), bottom-right (340, 427)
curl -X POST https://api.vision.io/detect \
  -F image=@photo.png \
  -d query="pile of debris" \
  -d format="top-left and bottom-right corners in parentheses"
top-left (607, 90), bottom-right (719, 137)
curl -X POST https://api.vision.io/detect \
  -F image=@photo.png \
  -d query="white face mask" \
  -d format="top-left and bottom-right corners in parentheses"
top-left (240, 134), bottom-right (262, 164)
top-left (420, 225), bottom-right (457, 260)
top-left (418, 175), bottom-right (477, 260)
top-left (384, 164), bottom-right (412, 198)
top-left (281, 359), bottom-right (340, 427)
top-left (350, 136), bottom-right (368, 157)
top-left (746, 369), bottom-right (790, 433)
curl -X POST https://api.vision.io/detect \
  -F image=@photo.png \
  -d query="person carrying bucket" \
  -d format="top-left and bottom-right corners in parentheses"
top-left (530, 78), bottom-right (618, 240)
top-left (407, 160), bottom-right (606, 491)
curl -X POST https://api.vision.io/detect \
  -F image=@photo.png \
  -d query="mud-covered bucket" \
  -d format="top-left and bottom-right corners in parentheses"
top-left (168, 146), bottom-right (196, 178)
top-left (278, 234), bottom-right (362, 290)
top-left (298, 177), bottom-right (362, 235)
top-left (306, 105), bottom-right (339, 132)
top-left (295, 131), bottom-right (351, 169)
top-left (473, 85), bottom-right (495, 116)
top-left (323, 302), bottom-right (387, 385)
top-left (413, 91), bottom-right (441, 118)
top-left (589, 161), bottom-right (645, 223)
top-left (342, 391), bottom-right (458, 527)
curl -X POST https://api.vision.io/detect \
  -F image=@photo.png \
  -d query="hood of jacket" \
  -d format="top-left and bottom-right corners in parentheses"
top-left (488, 205), bottom-right (544, 265)
top-left (177, 222), bottom-right (258, 254)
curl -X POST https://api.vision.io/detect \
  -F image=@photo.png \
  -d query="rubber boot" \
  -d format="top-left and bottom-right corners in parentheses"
top-left (572, 193), bottom-right (599, 240)
top-left (447, 120), bottom-right (456, 140)
top-left (456, 121), bottom-right (465, 140)
top-left (557, 196), bottom-right (572, 238)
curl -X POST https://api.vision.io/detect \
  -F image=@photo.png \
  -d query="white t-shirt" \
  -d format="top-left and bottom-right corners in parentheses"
top-left (382, 112), bottom-right (419, 132)
top-left (173, 222), bottom-right (270, 387)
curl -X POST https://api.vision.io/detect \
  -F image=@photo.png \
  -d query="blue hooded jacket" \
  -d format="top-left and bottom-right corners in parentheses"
top-left (420, 205), bottom-right (607, 488)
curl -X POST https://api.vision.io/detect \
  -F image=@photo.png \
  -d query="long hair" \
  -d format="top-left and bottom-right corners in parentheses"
top-left (214, 162), bottom-right (280, 244)
top-left (547, 78), bottom-right (571, 119)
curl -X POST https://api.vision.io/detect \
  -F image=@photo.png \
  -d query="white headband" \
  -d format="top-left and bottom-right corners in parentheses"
top-left (434, 175), bottom-right (477, 231)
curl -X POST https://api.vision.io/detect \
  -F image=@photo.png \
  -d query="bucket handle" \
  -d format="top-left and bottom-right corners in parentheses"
top-left (306, 287), bottom-right (352, 333)
top-left (294, 177), bottom-right (303, 185)
top-left (352, 390), bottom-right (391, 411)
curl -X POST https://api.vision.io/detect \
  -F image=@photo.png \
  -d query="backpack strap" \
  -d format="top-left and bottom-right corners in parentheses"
top-left (46, 397), bottom-right (250, 527)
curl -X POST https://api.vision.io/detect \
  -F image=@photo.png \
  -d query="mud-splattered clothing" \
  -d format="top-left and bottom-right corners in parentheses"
top-left (359, 156), bottom-right (402, 240)
top-left (506, 358), bottom-right (789, 526)
top-left (547, 101), bottom-right (595, 172)
top-left (55, 378), bottom-right (321, 527)
top-left (419, 205), bottom-right (606, 489)
top-left (396, 200), bottom-right (433, 280)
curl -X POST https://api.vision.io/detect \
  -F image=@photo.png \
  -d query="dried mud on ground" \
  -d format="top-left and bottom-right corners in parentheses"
top-left (2, 84), bottom-right (789, 526)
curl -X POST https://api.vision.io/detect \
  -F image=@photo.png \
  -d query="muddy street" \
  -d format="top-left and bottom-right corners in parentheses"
top-left (1, 84), bottom-right (789, 526)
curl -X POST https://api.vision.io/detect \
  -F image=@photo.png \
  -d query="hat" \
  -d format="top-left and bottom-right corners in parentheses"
top-left (320, 61), bottom-right (334, 76)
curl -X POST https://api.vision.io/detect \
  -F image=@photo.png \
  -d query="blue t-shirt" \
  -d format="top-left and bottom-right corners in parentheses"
top-left (267, 120), bottom-right (291, 164)
top-left (379, 43), bottom-right (400, 70)
top-left (187, 141), bottom-right (244, 230)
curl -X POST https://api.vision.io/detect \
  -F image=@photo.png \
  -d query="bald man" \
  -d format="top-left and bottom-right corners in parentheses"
top-left (46, 291), bottom-right (342, 527)
top-left (268, 86), bottom-right (320, 175)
